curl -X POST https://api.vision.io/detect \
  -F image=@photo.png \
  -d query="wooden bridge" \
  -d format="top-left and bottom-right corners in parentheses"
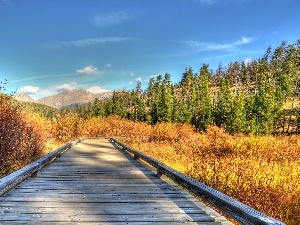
top-left (0, 138), bottom-right (284, 224)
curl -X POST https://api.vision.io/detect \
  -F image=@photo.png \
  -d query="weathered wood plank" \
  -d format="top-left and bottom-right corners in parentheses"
top-left (0, 205), bottom-right (206, 214)
top-left (0, 214), bottom-right (216, 222)
top-left (0, 138), bottom-right (231, 224)
top-left (0, 201), bottom-right (208, 209)
top-left (9, 222), bottom-right (222, 225)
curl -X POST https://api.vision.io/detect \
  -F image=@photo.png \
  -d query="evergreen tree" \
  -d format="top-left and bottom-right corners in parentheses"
top-left (193, 64), bottom-right (212, 131)
top-left (178, 67), bottom-right (196, 123)
top-left (157, 73), bottom-right (173, 122)
top-left (214, 77), bottom-right (234, 129)
top-left (230, 92), bottom-right (247, 133)
top-left (251, 60), bottom-right (280, 135)
top-left (130, 80), bottom-right (147, 121)
top-left (93, 98), bottom-right (105, 117)
top-left (149, 75), bottom-right (163, 124)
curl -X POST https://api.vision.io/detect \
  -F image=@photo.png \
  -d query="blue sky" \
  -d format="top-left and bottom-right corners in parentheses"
top-left (1, 0), bottom-right (299, 99)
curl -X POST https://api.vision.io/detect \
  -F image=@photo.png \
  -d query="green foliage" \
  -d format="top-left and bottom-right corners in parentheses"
top-left (68, 39), bottom-right (300, 135)
top-left (19, 101), bottom-right (59, 119)
top-left (215, 77), bottom-right (234, 129)
top-left (230, 92), bottom-right (247, 133)
top-left (157, 73), bottom-right (174, 122)
top-left (193, 64), bottom-right (212, 131)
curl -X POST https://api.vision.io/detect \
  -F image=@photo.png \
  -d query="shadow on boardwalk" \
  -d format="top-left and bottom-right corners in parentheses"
top-left (0, 138), bottom-right (231, 224)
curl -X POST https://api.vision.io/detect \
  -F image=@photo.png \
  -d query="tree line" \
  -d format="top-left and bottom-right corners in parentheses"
top-left (74, 40), bottom-right (300, 135)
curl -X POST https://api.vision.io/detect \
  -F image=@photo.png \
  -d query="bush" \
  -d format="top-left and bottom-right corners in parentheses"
top-left (0, 94), bottom-right (45, 176)
top-left (50, 112), bottom-right (84, 144)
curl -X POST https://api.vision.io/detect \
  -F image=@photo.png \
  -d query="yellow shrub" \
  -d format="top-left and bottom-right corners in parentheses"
top-left (0, 95), bottom-right (45, 176)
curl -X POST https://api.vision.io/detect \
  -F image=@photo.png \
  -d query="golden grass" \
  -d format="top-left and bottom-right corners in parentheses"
top-left (1, 113), bottom-right (299, 224)
top-left (115, 121), bottom-right (300, 225)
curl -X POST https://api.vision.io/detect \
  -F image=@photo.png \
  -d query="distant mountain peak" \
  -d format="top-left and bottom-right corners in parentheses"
top-left (13, 93), bottom-right (35, 103)
top-left (13, 88), bottom-right (112, 109)
top-left (35, 88), bottom-right (112, 108)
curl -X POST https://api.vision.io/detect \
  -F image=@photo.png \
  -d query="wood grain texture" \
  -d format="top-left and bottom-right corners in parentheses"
top-left (0, 138), bottom-right (232, 224)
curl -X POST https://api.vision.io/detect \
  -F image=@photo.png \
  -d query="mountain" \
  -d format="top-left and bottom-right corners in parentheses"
top-left (13, 93), bottom-right (35, 103)
top-left (14, 89), bottom-right (113, 109)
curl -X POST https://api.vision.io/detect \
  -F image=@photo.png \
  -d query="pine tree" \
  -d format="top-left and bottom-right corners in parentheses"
top-left (178, 67), bottom-right (195, 123)
top-left (251, 59), bottom-right (280, 135)
top-left (130, 80), bottom-right (147, 122)
top-left (157, 73), bottom-right (174, 122)
top-left (149, 75), bottom-right (163, 124)
top-left (214, 77), bottom-right (234, 130)
top-left (230, 92), bottom-right (247, 133)
top-left (93, 98), bottom-right (105, 117)
top-left (193, 64), bottom-right (212, 131)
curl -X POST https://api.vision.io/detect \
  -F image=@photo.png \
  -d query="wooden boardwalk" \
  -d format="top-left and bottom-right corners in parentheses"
top-left (0, 138), bottom-right (232, 224)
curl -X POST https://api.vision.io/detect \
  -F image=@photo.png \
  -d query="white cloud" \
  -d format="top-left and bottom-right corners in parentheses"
top-left (244, 58), bottom-right (253, 64)
top-left (90, 11), bottom-right (133, 27)
top-left (44, 37), bottom-right (130, 49)
top-left (150, 74), bottom-right (159, 79)
top-left (87, 86), bottom-right (109, 94)
top-left (136, 77), bottom-right (142, 82)
top-left (129, 72), bottom-right (134, 76)
top-left (76, 65), bottom-right (99, 75)
top-left (235, 36), bottom-right (253, 45)
top-left (56, 83), bottom-right (76, 92)
top-left (180, 36), bottom-right (254, 52)
top-left (18, 86), bottom-right (39, 95)
top-left (105, 64), bottom-right (112, 68)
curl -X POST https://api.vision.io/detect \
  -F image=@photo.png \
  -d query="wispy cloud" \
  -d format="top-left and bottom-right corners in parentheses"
top-left (90, 11), bottom-right (134, 27)
top-left (105, 64), bottom-right (112, 68)
top-left (44, 37), bottom-right (130, 49)
top-left (11, 73), bottom-right (76, 83)
top-left (203, 53), bottom-right (238, 61)
top-left (180, 36), bottom-right (254, 52)
top-left (76, 65), bottom-right (99, 75)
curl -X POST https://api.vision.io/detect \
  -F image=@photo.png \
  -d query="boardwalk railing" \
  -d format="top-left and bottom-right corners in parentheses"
top-left (110, 137), bottom-right (285, 225)
top-left (0, 138), bottom-right (83, 196)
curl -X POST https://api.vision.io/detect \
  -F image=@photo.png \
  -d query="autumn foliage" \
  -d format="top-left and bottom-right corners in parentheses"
top-left (49, 114), bottom-right (300, 224)
top-left (0, 99), bottom-right (299, 224)
top-left (113, 119), bottom-right (299, 225)
top-left (0, 94), bottom-right (45, 176)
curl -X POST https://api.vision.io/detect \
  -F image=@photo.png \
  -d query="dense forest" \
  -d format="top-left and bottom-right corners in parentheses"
top-left (72, 40), bottom-right (300, 135)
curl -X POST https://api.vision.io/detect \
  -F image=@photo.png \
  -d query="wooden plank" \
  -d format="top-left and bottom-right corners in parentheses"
top-left (9, 222), bottom-right (222, 225)
top-left (0, 138), bottom-right (231, 224)
top-left (0, 214), bottom-right (215, 222)
top-left (0, 202), bottom-right (208, 209)
top-left (0, 206), bottom-right (207, 215)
